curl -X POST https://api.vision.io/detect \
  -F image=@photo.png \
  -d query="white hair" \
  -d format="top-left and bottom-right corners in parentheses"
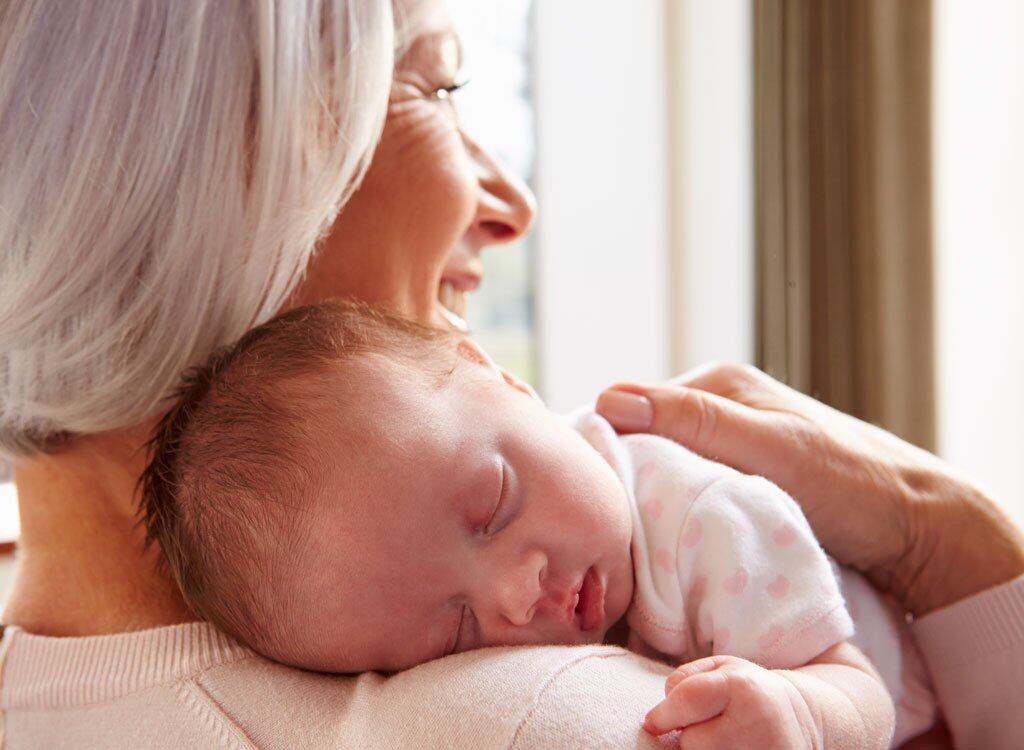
top-left (0, 1), bottom-right (398, 456)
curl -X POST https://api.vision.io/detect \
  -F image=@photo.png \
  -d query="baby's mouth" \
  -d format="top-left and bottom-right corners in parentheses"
top-left (574, 566), bottom-right (606, 632)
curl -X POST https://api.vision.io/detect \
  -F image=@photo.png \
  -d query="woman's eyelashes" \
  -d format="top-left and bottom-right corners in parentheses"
top-left (431, 78), bottom-right (469, 102)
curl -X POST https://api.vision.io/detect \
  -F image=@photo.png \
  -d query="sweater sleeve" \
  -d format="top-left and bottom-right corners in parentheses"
top-left (911, 574), bottom-right (1024, 750)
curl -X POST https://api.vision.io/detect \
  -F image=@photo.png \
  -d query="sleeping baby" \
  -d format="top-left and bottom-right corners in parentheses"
top-left (139, 300), bottom-right (936, 748)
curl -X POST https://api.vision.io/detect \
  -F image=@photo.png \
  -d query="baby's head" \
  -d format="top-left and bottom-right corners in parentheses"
top-left (140, 300), bottom-right (634, 673)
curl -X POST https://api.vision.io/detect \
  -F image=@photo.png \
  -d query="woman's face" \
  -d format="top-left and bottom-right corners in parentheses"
top-left (288, 9), bottom-right (535, 327)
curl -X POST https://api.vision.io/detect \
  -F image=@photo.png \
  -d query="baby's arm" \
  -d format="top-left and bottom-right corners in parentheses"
top-left (644, 641), bottom-right (894, 749)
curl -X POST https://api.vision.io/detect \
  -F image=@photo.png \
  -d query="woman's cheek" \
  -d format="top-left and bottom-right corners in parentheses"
top-left (384, 105), bottom-right (477, 243)
top-left (411, 143), bottom-right (478, 252)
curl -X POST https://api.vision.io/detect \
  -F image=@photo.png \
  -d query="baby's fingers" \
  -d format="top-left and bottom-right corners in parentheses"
top-left (664, 655), bottom-right (734, 695)
top-left (644, 669), bottom-right (731, 736)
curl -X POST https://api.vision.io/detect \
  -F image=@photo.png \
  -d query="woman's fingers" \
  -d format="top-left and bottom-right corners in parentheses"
top-left (593, 390), bottom-right (654, 432)
top-left (597, 383), bottom-right (776, 472)
top-left (643, 669), bottom-right (731, 735)
top-left (668, 361), bottom-right (763, 395)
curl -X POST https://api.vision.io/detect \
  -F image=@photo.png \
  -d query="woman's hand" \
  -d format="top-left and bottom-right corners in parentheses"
top-left (597, 363), bottom-right (1024, 616)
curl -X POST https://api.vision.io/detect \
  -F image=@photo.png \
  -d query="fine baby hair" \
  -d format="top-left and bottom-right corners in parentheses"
top-left (137, 299), bottom-right (453, 655)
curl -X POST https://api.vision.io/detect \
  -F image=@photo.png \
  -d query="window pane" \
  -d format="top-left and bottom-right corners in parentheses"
top-left (447, 0), bottom-right (538, 388)
top-left (935, 0), bottom-right (1024, 526)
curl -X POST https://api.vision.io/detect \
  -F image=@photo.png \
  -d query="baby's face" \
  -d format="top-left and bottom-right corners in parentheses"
top-left (276, 342), bottom-right (635, 673)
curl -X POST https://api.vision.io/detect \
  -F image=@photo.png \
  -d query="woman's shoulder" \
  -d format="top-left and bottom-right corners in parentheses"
top-left (204, 640), bottom-right (670, 749)
top-left (1, 622), bottom-right (670, 749)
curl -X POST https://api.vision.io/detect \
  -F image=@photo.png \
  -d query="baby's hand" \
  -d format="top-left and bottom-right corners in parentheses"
top-left (644, 655), bottom-right (819, 749)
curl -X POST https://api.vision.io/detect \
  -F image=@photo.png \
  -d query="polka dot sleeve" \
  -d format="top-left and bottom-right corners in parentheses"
top-left (626, 446), bottom-right (853, 669)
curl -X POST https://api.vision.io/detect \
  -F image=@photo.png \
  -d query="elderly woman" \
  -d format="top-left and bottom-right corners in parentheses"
top-left (0, 2), bottom-right (1021, 749)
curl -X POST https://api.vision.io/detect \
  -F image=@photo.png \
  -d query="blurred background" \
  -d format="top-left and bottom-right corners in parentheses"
top-left (0, 0), bottom-right (1021, 573)
top-left (449, 0), bottom-right (1024, 528)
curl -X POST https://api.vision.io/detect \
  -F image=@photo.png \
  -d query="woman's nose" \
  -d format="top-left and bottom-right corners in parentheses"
top-left (494, 549), bottom-right (548, 627)
top-left (464, 132), bottom-right (537, 245)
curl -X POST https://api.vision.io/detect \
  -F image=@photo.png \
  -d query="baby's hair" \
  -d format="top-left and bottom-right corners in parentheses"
top-left (137, 299), bottom-right (453, 653)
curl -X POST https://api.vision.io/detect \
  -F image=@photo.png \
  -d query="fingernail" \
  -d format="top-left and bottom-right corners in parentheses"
top-left (597, 390), bottom-right (653, 431)
top-left (642, 711), bottom-right (661, 735)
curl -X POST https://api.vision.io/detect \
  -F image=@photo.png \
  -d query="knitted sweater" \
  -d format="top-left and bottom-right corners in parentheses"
top-left (1, 576), bottom-right (1022, 749)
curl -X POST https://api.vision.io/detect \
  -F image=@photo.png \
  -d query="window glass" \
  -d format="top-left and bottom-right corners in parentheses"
top-left (934, 0), bottom-right (1024, 526)
top-left (448, 0), bottom-right (538, 387)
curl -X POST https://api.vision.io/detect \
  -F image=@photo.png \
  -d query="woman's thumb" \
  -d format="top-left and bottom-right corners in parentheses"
top-left (596, 384), bottom-right (769, 468)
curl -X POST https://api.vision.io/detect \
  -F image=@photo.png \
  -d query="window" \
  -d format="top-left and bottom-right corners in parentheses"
top-left (934, 0), bottom-right (1024, 526)
top-left (453, 1), bottom-right (755, 412)
top-left (0, 462), bottom-right (17, 546)
top-left (448, 0), bottom-right (539, 387)
top-left (531, 1), bottom-right (753, 411)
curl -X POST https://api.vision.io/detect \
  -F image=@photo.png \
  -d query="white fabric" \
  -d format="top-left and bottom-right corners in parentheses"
top-left (569, 409), bottom-right (937, 746)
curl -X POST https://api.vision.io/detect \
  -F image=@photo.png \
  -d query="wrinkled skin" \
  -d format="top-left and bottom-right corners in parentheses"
top-left (288, 9), bottom-right (535, 325)
top-left (598, 363), bottom-right (1024, 618)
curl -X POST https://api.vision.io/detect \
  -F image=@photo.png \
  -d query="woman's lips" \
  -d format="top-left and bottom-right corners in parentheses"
top-left (441, 270), bottom-right (482, 293)
top-left (574, 567), bottom-right (605, 632)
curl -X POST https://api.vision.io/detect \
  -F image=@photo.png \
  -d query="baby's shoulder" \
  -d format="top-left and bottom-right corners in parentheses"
top-left (563, 406), bottom-right (742, 498)
top-left (623, 433), bottom-right (747, 508)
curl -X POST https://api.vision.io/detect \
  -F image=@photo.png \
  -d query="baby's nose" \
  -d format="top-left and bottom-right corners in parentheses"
top-left (496, 550), bottom-right (548, 627)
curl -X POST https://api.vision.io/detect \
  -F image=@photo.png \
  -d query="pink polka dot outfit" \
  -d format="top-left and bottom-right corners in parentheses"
top-left (570, 409), bottom-right (937, 746)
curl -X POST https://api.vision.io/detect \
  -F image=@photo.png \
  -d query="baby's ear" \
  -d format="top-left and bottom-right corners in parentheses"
top-left (498, 367), bottom-right (541, 401)
top-left (454, 338), bottom-right (541, 401)
top-left (455, 336), bottom-right (502, 375)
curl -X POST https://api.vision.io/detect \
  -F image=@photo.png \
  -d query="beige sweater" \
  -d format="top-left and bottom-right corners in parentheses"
top-left (1, 575), bottom-right (1022, 749)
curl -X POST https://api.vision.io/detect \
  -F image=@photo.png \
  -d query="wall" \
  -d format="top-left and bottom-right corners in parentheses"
top-left (934, 0), bottom-right (1024, 525)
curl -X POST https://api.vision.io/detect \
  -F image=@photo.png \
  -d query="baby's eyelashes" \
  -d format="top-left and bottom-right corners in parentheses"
top-left (467, 457), bottom-right (508, 536)
top-left (443, 607), bottom-right (464, 657)
top-left (451, 604), bottom-right (479, 655)
top-left (485, 459), bottom-right (522, 537)
top-left (482, 464), bottom-right (504, 534)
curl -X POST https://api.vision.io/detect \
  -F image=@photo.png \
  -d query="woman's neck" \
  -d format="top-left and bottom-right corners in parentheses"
top-left (4, 421), bottom-right (192, 636)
